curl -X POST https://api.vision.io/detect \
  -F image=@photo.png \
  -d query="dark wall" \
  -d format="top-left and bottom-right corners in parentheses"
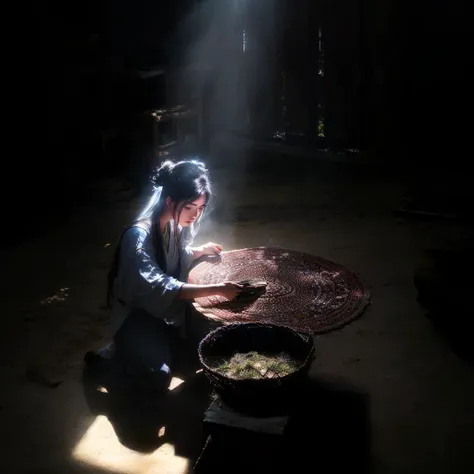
top-left (367, 0), bottom-right (471, 170)
top-left (4, 1), bottom-right (198, 231)
top-left (9, 0), bottom-right (470, 221)
top-left (230, 0), bottom-right (470, 170)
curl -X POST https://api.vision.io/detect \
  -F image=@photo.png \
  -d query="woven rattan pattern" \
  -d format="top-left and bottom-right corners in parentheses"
top-left (189, 247), bottom-right (370, 334)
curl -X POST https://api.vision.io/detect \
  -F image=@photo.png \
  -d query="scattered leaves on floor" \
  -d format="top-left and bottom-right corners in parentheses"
top-left (40, 288), bottom-right (70, 305)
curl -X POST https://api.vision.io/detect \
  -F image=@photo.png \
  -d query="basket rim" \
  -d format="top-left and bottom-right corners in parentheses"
top-left (198, 322), bottom-right (315, 382)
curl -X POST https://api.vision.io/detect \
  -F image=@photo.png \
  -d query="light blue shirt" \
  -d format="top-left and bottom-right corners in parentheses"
top-left (110, 222), bottom-right (194, 336)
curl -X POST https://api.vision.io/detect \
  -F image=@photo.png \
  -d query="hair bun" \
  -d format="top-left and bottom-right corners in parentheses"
top-left (152, 160), bottom-right (175, 187)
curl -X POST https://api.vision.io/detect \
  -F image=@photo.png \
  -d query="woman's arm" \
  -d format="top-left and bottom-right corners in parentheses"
top-left (177, 282), bottom-right (241, 300)
top-left (116, 229), bottom-right (240, 316)
top-left (115, 227), bottom-right (185, 317)
top-left (189, 242), bottom-right (223, 261)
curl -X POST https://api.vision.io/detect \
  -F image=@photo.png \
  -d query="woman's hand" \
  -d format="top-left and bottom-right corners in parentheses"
top-left (218, 281), bottom-right (243, 300)
top-left (201, 242), bottom-right (223, 255)
top-left (178, 281), bottom-right (243, 301)
top-left (192, 242), bottom-right (223, 259)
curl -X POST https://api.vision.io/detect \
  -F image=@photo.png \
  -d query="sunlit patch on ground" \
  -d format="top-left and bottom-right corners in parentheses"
top-left (72, 415), bottom-right (189, 474)
top-left (168, 376), bottom-right (185, 391)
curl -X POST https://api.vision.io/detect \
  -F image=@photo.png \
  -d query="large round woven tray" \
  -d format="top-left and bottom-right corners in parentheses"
top-left (189, 247), bottom-right (370, 334)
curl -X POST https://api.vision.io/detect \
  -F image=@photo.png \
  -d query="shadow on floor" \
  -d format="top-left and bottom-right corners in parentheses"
top-left (424, 311), bottom-right (474, 366)
top-left (287, 376), bottom-right (371, 473)
top-left (82, 356), bottom-right (213, 462)
top-left (414, 247), bottom-right (474, 366)
top-left (194, 375), bottom-right (371, 474)
top-left (80, 305), bottom-right (219, 470)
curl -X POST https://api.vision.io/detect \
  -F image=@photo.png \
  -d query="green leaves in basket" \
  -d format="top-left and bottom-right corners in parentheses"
top-left (212, 351), bottom-right (301, 380)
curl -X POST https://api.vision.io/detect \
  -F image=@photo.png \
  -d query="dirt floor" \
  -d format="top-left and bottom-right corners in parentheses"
top-left (1, 155), bottom-right (473, 474)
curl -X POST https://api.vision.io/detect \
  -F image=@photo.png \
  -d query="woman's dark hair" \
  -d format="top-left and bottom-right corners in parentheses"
top-left (106, 158), bottom-right (212, 307)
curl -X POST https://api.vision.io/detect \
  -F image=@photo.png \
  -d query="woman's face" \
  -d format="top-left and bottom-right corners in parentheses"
top-left (174, 194), bottom-right (207, 227)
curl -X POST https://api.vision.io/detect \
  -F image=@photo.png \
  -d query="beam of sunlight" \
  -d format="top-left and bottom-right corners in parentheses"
top-left (72, 415), bottom-right (189, 474)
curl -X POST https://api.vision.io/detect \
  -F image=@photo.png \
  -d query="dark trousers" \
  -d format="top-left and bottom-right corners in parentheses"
top-left (89, 306), bottom-right (216, 393)
top-left (114, 305), bottom-right (216, 390)
top-left (113, 309), bottom-right (181, 392)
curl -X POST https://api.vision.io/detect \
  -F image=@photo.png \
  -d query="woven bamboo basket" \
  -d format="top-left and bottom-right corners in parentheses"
top-left (198, 322), bottom-right (315, 416)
